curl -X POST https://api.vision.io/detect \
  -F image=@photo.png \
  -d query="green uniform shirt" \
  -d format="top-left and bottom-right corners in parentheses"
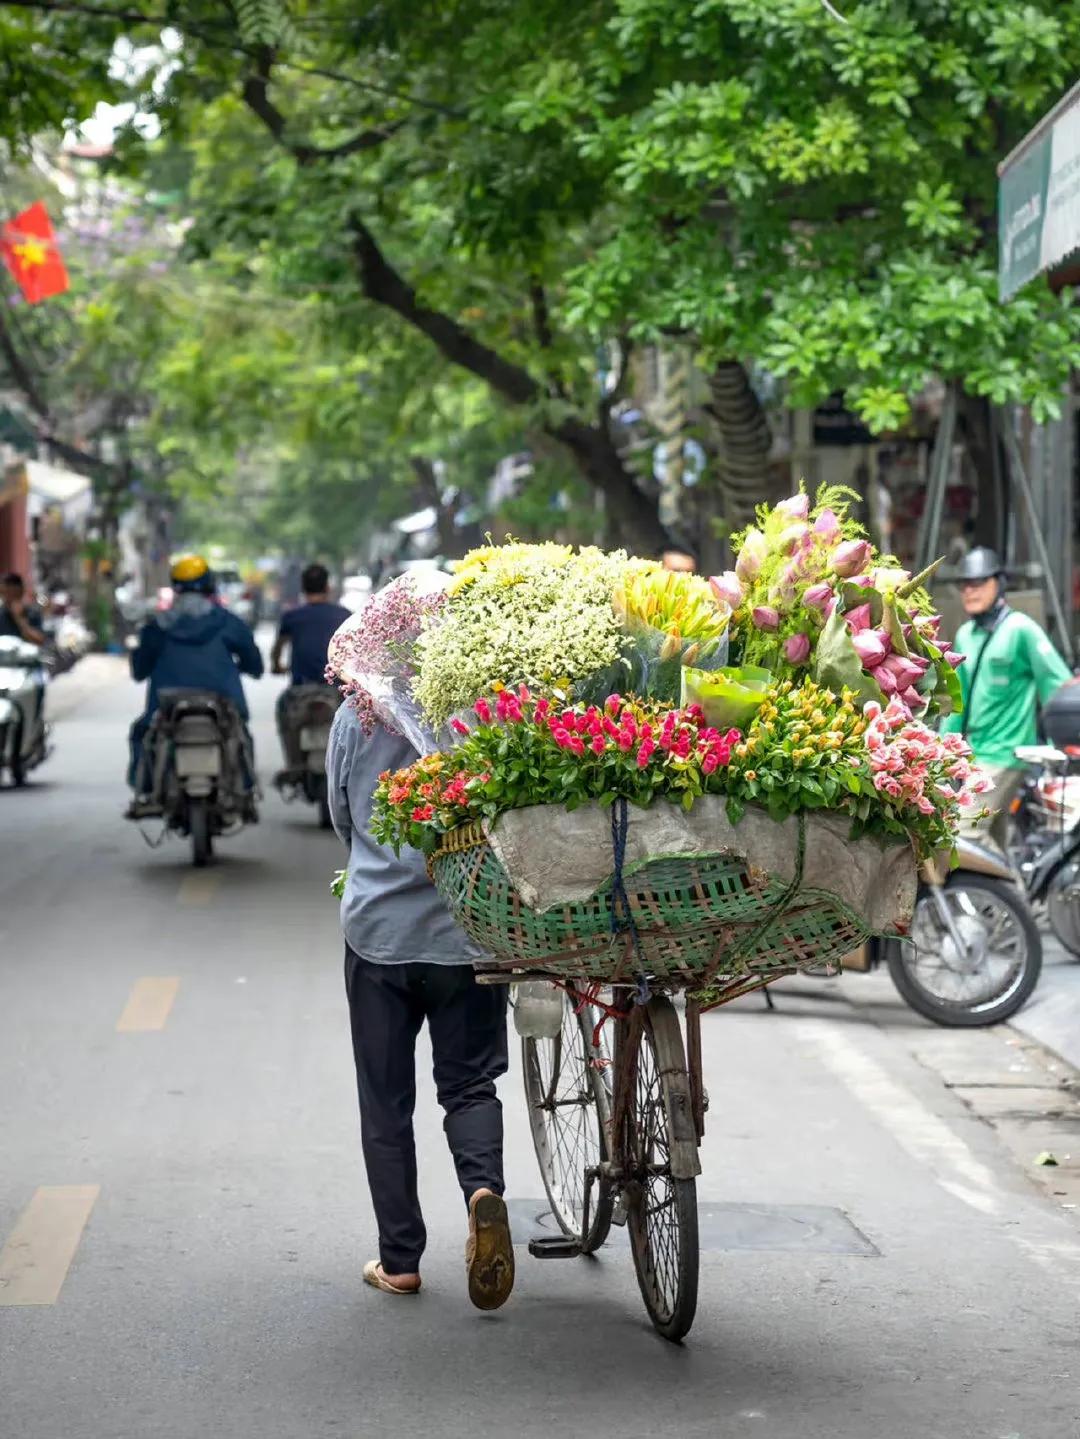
top-left (941, 609), bottom-right (1071, 768)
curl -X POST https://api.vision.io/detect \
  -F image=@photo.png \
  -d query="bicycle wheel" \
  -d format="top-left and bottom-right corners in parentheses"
top-left (522, 991), bottom-right (614, 1252)
top-left (622, 996), bottom-right (699, 1342)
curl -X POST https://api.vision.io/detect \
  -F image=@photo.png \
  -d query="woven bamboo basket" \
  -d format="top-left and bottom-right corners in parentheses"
top-left (429, 798), bottom-right (916, 1008)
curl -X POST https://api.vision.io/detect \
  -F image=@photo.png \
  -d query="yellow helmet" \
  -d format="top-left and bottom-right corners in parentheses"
top-left (170, 553), bottom-right (214, 592)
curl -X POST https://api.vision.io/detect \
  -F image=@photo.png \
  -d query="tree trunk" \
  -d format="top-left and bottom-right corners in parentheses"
top-left (705, 361), bottom-right (782, 529)
top-left (409, 456), bottom-right (459, 555)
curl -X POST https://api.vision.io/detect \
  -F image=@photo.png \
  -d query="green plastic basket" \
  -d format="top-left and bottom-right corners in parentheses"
top-left (429, 815), bottom-right (874, 1007)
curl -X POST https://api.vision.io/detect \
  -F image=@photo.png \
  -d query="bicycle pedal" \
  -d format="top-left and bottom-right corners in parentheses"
top-left (527, 1236), bottom-right (582, 1259)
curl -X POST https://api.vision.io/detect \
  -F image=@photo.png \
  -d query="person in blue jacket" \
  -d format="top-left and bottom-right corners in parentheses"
top-left (127, 553), bottom-right (263, 803)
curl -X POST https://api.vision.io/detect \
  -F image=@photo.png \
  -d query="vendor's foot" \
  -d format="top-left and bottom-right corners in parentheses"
top-left (362, 1260), bottom-right (421, 1295)
top-left (465, 1190), bottom-right (514, 1311)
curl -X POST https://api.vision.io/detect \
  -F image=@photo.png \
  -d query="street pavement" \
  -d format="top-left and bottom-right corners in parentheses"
top-left (3, 654), bottom-right (1080, 1439)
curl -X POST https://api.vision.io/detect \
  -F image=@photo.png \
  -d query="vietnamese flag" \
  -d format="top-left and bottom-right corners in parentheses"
top-left (0, 202), bottom-right (69, 304)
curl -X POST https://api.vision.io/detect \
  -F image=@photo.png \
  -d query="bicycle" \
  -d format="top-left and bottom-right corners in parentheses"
top-left (521, 981), bottom-right (717, 1343)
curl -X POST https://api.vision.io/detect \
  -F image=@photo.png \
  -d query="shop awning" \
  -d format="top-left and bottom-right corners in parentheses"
top-left (23, 459), bottom-right (91, 508)
top-left (999, 80), bottom-right (1080, 300)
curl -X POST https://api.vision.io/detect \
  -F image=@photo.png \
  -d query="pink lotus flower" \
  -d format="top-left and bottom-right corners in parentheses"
top-left (803, 582), bottom-right (834, 614)
top-left (944, 649), bottom-right (964, 669)
top-left (845, 602), bottom-right (873, 633)
top-left (852, 630), bottom-right (888, 668)
top-left (777, 493), bottom-right (810, 521)
top-left (752, 605), bottom-right (780, 631)
top-left (736, 528), bottom-right (768, 582)
top-left (899, 687), bottom-right (924, 713)
top-left (832, 539), bottom-right (871, 578)
top-left (879, 653), bottom-right (929, 691)
top-left (784, 632), bottom-right (811, 665)
top-left (474, 697), bottom-right (492, 723)
top-left (709, 571), bottom-right (743, 608)
top-left (778, 522), bottom-right (809, 554)
top-left (450, 717), bottom-right (470, 736)
top-left (813, 508), bottom-right (841, 543)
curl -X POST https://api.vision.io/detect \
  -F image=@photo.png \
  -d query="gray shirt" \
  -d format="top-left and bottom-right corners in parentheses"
top-left (326, 705), bottom-right (482, 965)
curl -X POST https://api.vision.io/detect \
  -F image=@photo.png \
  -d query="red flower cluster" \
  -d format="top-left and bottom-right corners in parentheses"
top-left (463, 688), bottom-right (739, 775)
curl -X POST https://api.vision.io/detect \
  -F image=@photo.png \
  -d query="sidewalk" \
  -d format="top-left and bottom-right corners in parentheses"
top-left (1011, 932), bottom-right (1080, 1070)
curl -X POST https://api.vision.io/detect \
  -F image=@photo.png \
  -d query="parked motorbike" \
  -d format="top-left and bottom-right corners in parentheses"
top-left (130, 688), bottom-right (258, 866)
top-left (869, 833), bottom-right (1042, 1026)
top-left (273, 683), bottom-right (342, 828)
top-left (0, 635), bottom-right (50, 786)
top-left (1009, 742), bottom-right (1080, 953)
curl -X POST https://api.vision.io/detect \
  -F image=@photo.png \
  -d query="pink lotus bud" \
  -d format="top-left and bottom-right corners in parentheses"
top-left (852, 630), bottom-right (888, 668)
top-left (784, 632), bottom-right (811, 665)
top-left (778, 522), bottom-right (809, 554)
top-left (832, 539), bottom-right (871, 578)
top-left (944, 649), bottom-right (964, 669)
top-left (770, 567), bottom-right (797, 608)
top-left (735, 529), bottom-right (768, 583)
top-left (813, 508), bottom-right (841, 543)
top-left (914, 612), bottom-right (942, 638)
top-left (876, 665), bottom-right (898, 694)
top-left (709, 571), bottom-right (743, 608)
top-left (899, 687), bottom-right (924, 713)
top-left (751, 605), bottom-right (780, 632)
top-left (844, 602), bottom-right (872, 634)
top-left (777, 493), bottom-right (810, 521)
top-left (803, 582), bottom-right (834, 614)
top-left (880, 653), bottom-right (927, 691)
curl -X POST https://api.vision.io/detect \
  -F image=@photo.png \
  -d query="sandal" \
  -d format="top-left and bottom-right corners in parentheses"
top-left (362, 1260), bottom-right (421, 1295)
top-left (465, 1192), bottom-right (515, 1311)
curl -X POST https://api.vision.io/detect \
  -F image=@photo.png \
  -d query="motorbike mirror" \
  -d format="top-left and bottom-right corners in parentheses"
top-left (123, 634), bottom-right (139, 652)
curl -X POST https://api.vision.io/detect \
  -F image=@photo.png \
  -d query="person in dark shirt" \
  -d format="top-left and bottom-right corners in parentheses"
top-left (271, 563), bottom-right (350, 773)
top-left (0, 572), bottom-right (46, 645)
top-left (272, 563), bottom-right (351, 684)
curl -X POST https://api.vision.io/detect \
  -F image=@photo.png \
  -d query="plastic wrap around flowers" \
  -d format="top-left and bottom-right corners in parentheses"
top-left (326, 573), bottom-right (448, 752)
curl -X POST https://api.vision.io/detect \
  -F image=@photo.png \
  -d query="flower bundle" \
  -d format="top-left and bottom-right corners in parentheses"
top-left (371, 687), bottom-right (740, 853)
top-left (721, 680), bottom-right (987, 858)
top-left (718, 487), bottom-right (963, 721)
top-left (326, 574), bottom-right (446, 740)
top-left (412, 543), bottom-right (630, 730)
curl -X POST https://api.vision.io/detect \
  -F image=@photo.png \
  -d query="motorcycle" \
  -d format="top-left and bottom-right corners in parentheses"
top-left (869, 833), bottom-right (1042, 1026)
top-left (1009, 742), bottom-right (1080, 953)
top-left (0, 635), bottom-right (50, 786)
top-left (130, 688), bottom-right (258, 866)
top-left (273, 683), bottom-right (342, 829)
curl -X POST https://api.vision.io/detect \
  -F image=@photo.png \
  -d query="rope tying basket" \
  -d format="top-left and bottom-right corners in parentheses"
top-left (428, 796), bottom-right (917, 1009)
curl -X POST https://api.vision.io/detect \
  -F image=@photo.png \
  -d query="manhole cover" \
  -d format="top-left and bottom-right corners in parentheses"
top-left (506, 1199), bottom-right (878, 1256)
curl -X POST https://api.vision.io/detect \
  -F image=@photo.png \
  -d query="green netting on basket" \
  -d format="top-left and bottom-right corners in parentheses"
top-left (430, 829), bottom-right (871, 990)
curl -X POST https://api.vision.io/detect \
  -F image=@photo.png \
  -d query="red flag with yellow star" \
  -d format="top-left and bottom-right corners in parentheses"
top-left (0, 202), bottom-right (69, 304)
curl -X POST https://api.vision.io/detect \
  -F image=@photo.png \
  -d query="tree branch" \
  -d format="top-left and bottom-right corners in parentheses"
top-left (0, 302), bottom-right (50, 421)
top-left (241, 55), bottom-right (401, 166)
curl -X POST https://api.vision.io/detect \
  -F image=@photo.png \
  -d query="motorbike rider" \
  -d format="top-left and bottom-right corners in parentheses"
top-left (941, 546), bottom-right (1070, 848)
top-left (127, 554), bottom-right (263, 809)
top-left (270, 562), bottom-right (349, 774)
top-left (0, 572), bottom-right (46, 645)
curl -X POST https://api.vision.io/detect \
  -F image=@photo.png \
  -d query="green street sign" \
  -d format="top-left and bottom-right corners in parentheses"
top-left (999, 82), bottom-right (1080, 301)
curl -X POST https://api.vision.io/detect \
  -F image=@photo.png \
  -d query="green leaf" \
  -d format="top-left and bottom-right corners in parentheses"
top-left (725, 795), bottom-right (745, 826)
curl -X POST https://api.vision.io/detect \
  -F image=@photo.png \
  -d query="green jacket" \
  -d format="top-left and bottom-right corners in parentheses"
top-left (941, 609), bottom-right (1071, 768)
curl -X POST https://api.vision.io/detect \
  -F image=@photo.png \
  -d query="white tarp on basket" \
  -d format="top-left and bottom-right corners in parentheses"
top-left (485, 797), bottom-right (915, 933)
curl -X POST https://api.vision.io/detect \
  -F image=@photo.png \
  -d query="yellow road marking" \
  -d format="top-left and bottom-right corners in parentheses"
top-left (177, 872), bottom-right (220, 907)
top-left (0, 1186), bottom-right (100, 1306)
top-left (116, 977), bottom-right (180, 1033)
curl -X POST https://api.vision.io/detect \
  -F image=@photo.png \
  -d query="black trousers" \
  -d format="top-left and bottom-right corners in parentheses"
top-left (344, 946), bottom-right (509, 1276)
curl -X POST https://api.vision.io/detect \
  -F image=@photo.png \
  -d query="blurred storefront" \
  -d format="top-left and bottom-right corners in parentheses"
top-left (0, 457), bottom-right (91, 596)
